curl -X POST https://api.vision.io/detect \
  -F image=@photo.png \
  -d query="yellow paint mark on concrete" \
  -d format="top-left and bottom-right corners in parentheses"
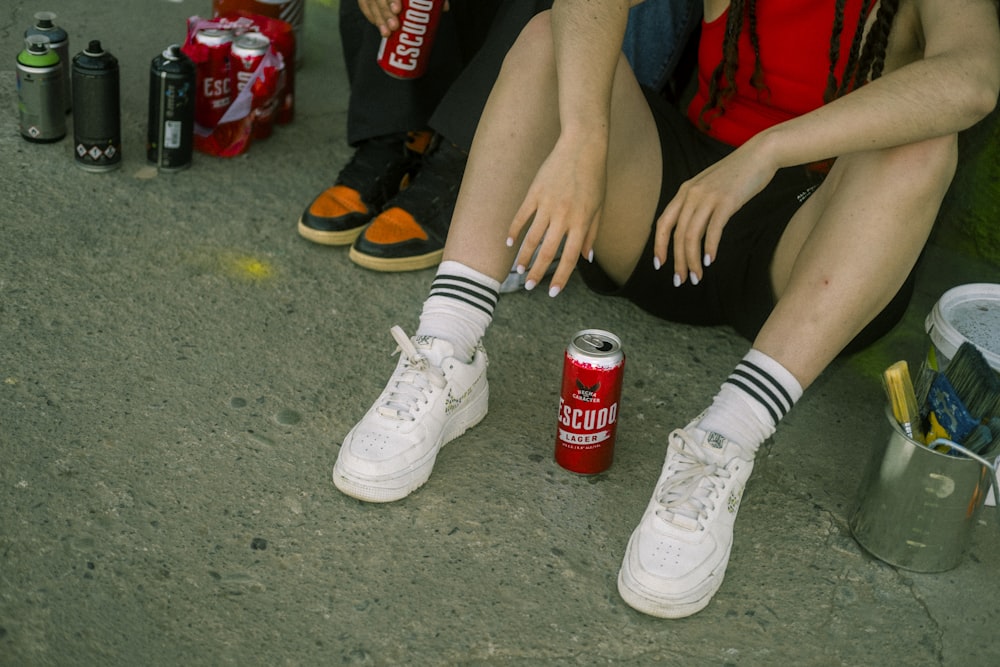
top-left (221, 253), bottom-right (275, 281)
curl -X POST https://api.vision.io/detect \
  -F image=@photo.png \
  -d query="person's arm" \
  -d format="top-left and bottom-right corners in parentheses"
top-left (507, 0), bottom-right (643, 291)
top-left (656, 0), bottom-right (1000, 284)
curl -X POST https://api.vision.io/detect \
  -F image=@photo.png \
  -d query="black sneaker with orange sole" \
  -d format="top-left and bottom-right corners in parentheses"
top-left (297, 131), bottom-right (432, 246)
top-left (348, 136), bottom-right (467, 272)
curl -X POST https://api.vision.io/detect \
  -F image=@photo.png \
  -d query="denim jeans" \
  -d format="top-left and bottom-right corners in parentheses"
top-left (623, 0), bottom-right (702, 92)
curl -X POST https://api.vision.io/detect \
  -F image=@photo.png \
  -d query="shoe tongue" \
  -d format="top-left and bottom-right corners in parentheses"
top-left (411, 334), bottom-right (454, 368)
top-left (687, 426), bottom-right (751, 463)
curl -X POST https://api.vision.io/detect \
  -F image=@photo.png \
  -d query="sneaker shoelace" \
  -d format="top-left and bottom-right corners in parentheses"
top-left (375, 326), bottom-right (446, 422)
top-left (653, 430), bottom-right (733, 532)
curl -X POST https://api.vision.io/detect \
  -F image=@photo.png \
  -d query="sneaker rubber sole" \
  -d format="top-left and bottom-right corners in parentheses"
top-left (331, 380), bottom-right (488, 502)
top-left (297, 217), bottom-right (368, 246)
top-left (347, 246), bottom-right (444, 272)
top-left (617, 540), bottom-right (730, 619)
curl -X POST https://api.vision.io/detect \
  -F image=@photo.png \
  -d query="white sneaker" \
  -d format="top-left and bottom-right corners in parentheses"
top-left (617, 422), bottom-right (756, 618)
top-left (332, 326), bottom-right (489, 502)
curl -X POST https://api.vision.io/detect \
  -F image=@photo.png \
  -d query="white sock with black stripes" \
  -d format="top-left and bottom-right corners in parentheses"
top-left (696, 349), bottom-right (803, 454)
top-left (416, 260), bottom-right (500, 364)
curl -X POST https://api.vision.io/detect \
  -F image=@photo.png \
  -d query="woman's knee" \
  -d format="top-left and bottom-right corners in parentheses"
top-left (876, 135), bottom-right (958, 198)
top-left (823, 134), bottom-right (958, 205)
top-left (904, 133), bottom-right (957, 180)
top-left (500, 11), bottom-right (555, 75)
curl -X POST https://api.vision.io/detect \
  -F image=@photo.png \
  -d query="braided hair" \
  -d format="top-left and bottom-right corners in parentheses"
top-left (699, 0), bottom-right (901, 128)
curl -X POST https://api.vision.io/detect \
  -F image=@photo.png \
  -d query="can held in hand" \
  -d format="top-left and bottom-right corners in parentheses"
top-left (16, 35), bottom-right (65, 143)
top-left (194, 28), bottom-right (234, 130)
top-left (555, 330), bottom-right (625, 474)
top-left (72, 41), bottom-right (121, 172)
top-left (376, 0), bottom-right (444, 79)
top-left (148, 45), bottom-right (196, 171)
top-left (25, 11), bottom-right (69, 113)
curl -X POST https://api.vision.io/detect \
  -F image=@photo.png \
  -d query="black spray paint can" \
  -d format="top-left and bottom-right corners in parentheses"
top-left (25, 11), bottom-right (70, 113)
top-left (16, 35), bottom-right (65, 143)
top-left (72, 41), bottom-right (121, 172)
top-left (147, 45), bottom-right (196, 172)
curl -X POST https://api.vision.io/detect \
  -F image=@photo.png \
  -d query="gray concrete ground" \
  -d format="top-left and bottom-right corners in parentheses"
top-left (3, 1), bottom-right (1000, 665)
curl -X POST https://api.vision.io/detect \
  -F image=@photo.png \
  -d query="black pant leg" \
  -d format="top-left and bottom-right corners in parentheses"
top-left (429, 0), bottom-right (553, 151)
top-left (339, 1), bottom-right (468, 145)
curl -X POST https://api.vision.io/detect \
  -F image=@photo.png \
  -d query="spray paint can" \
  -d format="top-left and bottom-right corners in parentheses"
top-left (16, 35), bottom-right (66, 143)
top-left (25, 11), bottom-right (70, 113)
top-left (147, 45), bottom-right (196, 171)
top-left (72, 41), bottom-right (121, 172)
top-left (376, 0), bottom-right (444, 79)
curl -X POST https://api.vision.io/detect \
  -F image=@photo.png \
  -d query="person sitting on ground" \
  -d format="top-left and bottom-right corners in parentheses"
top-left (329, 0), bottom-right (1000, 620)
top-left (299, 0), bottom-right (698, 285)
top-left (298, 0), bottom-right (549, 274)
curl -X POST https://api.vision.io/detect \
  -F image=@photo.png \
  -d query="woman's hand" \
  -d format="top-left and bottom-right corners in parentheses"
top-left (654, 136), bottom-right (778, 285)
top-left (357, 0), bottom-right (450, 38)
top-left (506, 134), bottom-right (608, 296)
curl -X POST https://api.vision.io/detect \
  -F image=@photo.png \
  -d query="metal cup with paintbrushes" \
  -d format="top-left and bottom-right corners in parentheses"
top-left (850, 346), bottom-right (1000, 572)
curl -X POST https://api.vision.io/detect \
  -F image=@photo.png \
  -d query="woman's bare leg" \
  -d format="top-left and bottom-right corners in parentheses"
top-left (441, 13), bottom-right (662, 286)
top-left (617, 134), bottom-right (960, 621)
top-left (758, 134), bottom-right (958, 388)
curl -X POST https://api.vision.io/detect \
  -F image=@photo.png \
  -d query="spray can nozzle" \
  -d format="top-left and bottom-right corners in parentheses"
top-left (24, 34), bottom-right (52, 55)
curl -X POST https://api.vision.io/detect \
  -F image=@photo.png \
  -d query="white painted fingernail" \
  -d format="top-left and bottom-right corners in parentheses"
top-left (525, 279), bottom-right (536, 291)
top-left (548, 285), bottom-right (561, 298)
top-left (703, 253), bottom-right (712, 267)
top-left (516, 264), bottom-right (526, 275)
top-left (506, 237), bottom-right (514, 247)
top-left (673, 273), bottom-right (682, 288)
top-left (653, 256), bottom-right (661, 271)
top-left (587, 249), bottom-right (594, 263)
top-left (690, 273), bottom-right (700, 286)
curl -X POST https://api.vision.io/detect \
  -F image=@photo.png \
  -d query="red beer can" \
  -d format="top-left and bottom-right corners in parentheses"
top-left (230, 32), bottom-right (269, 94)
top-left (212, 0), bottom-right (304, 67)
top-left (194, 28), bottom-right (234, 129)
top-left (376, 0), bottom-right (444, 79)
top-left (231, 32), bottom-right (276, 139)
top-left (555, 330), bottom-right (625, 474)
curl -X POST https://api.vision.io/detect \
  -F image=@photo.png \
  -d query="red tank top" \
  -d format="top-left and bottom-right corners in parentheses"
top-left (687, 0), bottom-right (872, 146)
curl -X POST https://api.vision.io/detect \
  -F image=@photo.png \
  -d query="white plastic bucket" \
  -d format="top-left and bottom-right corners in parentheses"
top-left (924, 283), bottom-right (1000, 504)
top-left (925, 282), bottom-right (1000, 373)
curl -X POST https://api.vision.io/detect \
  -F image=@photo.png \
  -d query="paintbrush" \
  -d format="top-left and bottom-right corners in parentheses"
top-left (913, 356), bottom-right (937, 408)
top-left (925, 372), bottom-right (980, 447)
top-left (923, 342), bottom-right (1000, 454)
top-left (883, 360), bottom-right (923, 441)
top-left (977, 417), bottom-right (1000, 458)
top-left (962, 423), bottom-right (994, 454)
top-left (944, 342), bottom-right (1000, 421)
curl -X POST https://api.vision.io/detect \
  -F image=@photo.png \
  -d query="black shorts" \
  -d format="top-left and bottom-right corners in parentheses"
top-left (578, 89), bottom-right (914, 352)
